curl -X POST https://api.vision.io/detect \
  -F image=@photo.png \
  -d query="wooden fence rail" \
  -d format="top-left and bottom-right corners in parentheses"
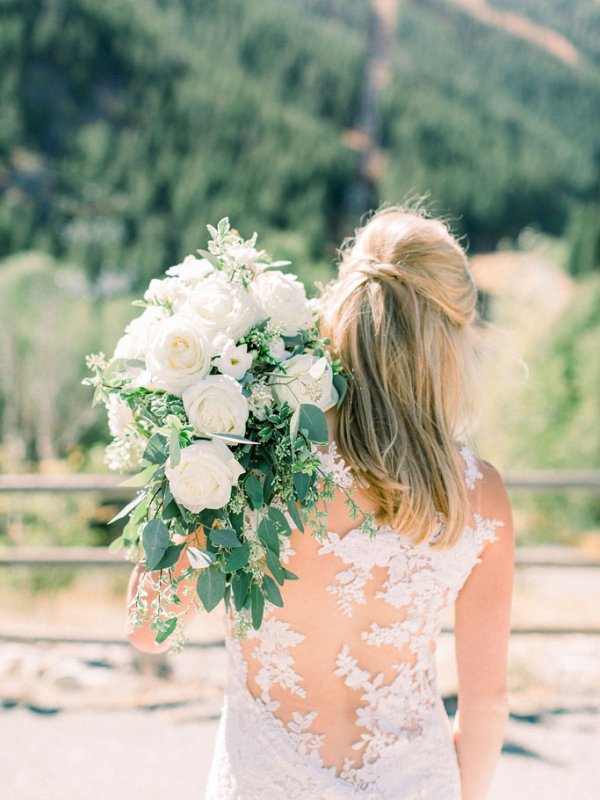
top-left (1, 471), bottom-right (599, 494)
top-left (1, 472), bottom-right (598, 643)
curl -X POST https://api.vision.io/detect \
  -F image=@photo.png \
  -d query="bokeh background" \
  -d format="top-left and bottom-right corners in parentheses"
top-left (1, 1), bottom-right (599, 798)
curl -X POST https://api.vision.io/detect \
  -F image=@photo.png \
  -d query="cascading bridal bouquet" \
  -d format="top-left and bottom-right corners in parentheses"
top-left (85, 219), bottom-right (375, 650)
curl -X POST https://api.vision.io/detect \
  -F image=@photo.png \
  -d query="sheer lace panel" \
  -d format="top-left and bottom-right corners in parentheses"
top-left (226, 443), bottom-right (502, 793)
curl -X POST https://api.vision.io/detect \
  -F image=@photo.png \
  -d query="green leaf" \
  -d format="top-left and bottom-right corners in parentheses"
top-left (196, 567), bottom-right (226, 612)
top-left (142, 519), bottom-right (170, 570)
top-left (119, 464), bottom-right (158, 487)
top-left (244, 474), bottom-right (264, 509)
top-left (293, 472), bottom-right (311, 503)
top-left (283, 567), bottom-right (299, 580)
top-left (265, 549), bottom-right (285, 585)
top-left (151, 544), bottom-right (183, 571)
top-left (169, 427), bottom-right (181, 468)
top-left (155, 617), bottom-right (177, 645)
top-left (262, 575), bottom-right (284, 607)
top-left (290, 403), bottom-right (328, 445)
top-left (251, 584), bottom-right (265, 629)
top-left (257, 517), bottom-right (280, 556)
top-left (332, 373), bottom-right (348, 407)
top-left (122, 518), bottom-right (140, 547)
top-left (232, 571), bottom-right (252, 610)
top-left (224, 541), bottom-right (250, 572)
top-left (108, 535), bottom-right (124, 553)
top-left (267, 507), bottom-right (292, 536)
top-left (108, 491), bottom-right (147, 524)
top-left (287, 500), bottom-right (305, 532)
top-left (144, 433), bottom-right (168, 465)
top-left (229, 510), bottom-right (244, 535)
top-left (209, 528), bottom-right (241, 548)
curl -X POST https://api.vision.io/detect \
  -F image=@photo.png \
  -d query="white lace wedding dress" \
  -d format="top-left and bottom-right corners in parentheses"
top-left (205, 444), bottom-right (502, 799)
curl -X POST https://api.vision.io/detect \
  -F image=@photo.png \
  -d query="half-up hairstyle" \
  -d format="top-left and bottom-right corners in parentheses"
top-left (322, 203), bottom-right (481, 548)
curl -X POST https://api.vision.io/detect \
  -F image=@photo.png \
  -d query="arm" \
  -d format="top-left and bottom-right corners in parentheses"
top-left (453, 463), bottom-right (514, 800)
top-left (126, 545), bottom-right (199, 655)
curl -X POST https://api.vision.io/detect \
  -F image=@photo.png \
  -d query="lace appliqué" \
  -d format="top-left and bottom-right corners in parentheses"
top-left (460, 444), bottom-right (483, 490)
top-left (316, 441), bottom-right (354, 489)
top-left (246, 617), bottom-right (306, 707)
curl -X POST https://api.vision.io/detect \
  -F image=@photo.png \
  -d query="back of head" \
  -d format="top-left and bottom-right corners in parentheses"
top-left (323, 203), bottom-right (480, 547)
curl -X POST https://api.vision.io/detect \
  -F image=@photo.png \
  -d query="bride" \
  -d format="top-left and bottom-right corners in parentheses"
top-left (127, 205), bottom-right (514, 800)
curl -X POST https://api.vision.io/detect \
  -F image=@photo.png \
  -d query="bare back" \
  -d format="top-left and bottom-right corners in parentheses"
top-left (208, 442), bottom-right (510, 799)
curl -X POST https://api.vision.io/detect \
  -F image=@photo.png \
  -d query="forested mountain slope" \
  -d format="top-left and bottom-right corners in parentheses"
top-left (0, 0), bottom-right (598, 283)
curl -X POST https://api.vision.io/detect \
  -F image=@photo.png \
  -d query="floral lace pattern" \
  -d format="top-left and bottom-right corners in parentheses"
top-left (206, 444), bottom-right (502, 800)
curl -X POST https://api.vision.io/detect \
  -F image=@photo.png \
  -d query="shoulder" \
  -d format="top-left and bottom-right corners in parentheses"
top-left (464, 454), bottom-right (514, 559)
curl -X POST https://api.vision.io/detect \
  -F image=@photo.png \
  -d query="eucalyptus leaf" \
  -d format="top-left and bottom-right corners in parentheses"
top-left (196, 567), bottom-right (226, 612)
top-left (108, 535), bottom-right (124, 553)
top-left (290, 403), bottom-right (328, 445)
top-left (244, 474), bottom-right (264, 510)
top-left (287, 499), bottom-right (305, 532)
top-left (232, 571), bottom-right (252, 610)
top-left (267, 507), bottom-right (292, 536)
top-left (151, 544), bottom-right (184, 571)
top-left (142, 519), bottom-right (170, 570)
top-left (257, 517), bottom-right (280, 556)
top-left (224, 541), bottom-right (250, 572)
top-left (251, 584), bottom-right (265, 629)
top-left (262, 574), bottom-right (284, 607)
top-left (144, 433), bottom-right (168, 465)
top-left (119, 464), bottom-right (158, 488)
top-left (283, 567), bottom-right (299, 580)
top-left (108, 491), bottom-right (147, 524)
top-left (293, 472), bottom-right (311, 503)
top-left (265, 548), bottom-right (285, 585)
top-left (332, 373), bottom-right (348, 407)
top-left (209, 528), bottom-right (241, 548)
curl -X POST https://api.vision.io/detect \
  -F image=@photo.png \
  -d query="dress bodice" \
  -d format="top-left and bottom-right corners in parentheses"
top-left (210, 443), bottom-right (503, 799)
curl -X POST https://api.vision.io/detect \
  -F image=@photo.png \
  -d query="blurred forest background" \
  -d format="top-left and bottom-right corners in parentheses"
top-left (0, 0), bottom-right (599, 552)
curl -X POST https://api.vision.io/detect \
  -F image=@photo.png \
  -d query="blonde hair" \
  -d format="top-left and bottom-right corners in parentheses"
top-left (322, 203), bottom-right (482, 547)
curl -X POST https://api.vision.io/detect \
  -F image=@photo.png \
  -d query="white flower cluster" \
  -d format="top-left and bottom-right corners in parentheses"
top-left (104, 219), bottom-right (339, 515)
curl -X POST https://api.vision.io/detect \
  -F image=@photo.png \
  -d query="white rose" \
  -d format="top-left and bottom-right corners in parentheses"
top-left (182, 375), bottom-right (249, 437)
top-left (106, 395), bottom-right (134, 438)
top-left (268, 336), bottom-right (290, 363)
top-left (143, 277), bottom-right (187, 309)
top-left (113, 306), bottom-right (167, 361)
top-left (145, 313), bottom-right (211, 396)
top-left (251, 270), bottom-right (313, 336)
top-left (166, 255), bottom-right (214, 285)
top-left (184, 273), bottom-right (256, 340)
top-left (269, 354), bottom-right (338, 412)
top-left (214, 340), bottom-right (253, 380)
top-left (165, 439), bottom-right (245, 512)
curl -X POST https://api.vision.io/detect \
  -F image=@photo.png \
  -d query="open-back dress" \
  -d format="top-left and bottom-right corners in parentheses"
top-left (205, 443), bottom-right (501, 799)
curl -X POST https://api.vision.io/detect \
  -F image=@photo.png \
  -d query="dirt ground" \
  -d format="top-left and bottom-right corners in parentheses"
top-left (1, 702), bottom-right (598, 799)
